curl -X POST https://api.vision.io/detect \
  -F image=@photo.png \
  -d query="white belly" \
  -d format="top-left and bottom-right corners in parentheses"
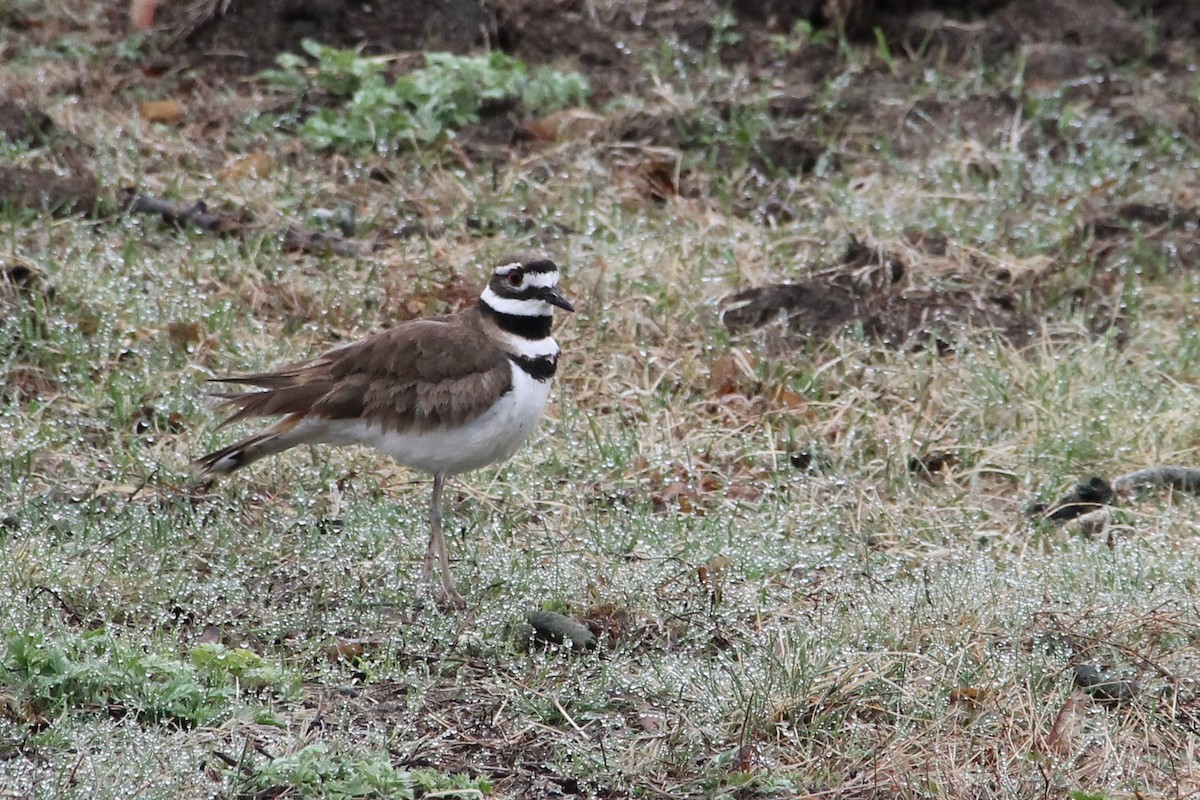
top-left (305, 367), bottom-right (553, 475)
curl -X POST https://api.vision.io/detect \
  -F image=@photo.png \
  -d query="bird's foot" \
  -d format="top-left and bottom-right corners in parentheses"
top-left (436, 585), bottom-right (467, 611)
top-left (421, 558), bottom-right (466, 609)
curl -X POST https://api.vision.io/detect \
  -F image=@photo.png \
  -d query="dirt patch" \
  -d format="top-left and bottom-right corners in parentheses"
top-left (144, 0), bottom-right (1186, 100)
top-left (301, 669), bottom-right (619, 797)
top-left (160, 0), bottom-right (493, 76)
top-left (0, 101), bottom-right (57, 146)
top-left (1083, 202), bottom-right (1200, 273)
top-left (123, 0), bottom-right (1190, 188)
top-left (1143, 0), bottom-right (1200, 39)
top-left (720, 236), bottom-right (1051, 351)
top-left (0, 101), bottom-right (98, 216)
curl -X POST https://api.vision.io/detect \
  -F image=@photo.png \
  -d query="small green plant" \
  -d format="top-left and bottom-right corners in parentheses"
top-left (412, 768), bottom-right (494, 797)
top-left (873, 26), bottom-right (897, 72)
top-left (2, 630), bottom-right (296, 727)
top-left (710, 9), bottom-right (743, 52)
top-left (190, 641), bottom-right (294, 692)
top-left (4, 629), bottom-right (222, 725)
top-left (247, 744), bottom-right (414, 799)
top-left (263, 41), bottom-right (590, 152)
top-left (235, 743), bottom-right (491, 800)
top-left (768, 19), bottom-right (834, 55)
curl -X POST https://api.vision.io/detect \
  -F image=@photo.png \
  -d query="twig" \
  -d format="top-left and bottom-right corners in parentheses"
top-left (123, 190), bottom-right (377, 256)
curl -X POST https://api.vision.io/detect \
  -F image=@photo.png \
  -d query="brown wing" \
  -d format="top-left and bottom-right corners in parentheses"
top-left (212, 310), bottom-right (513, 432)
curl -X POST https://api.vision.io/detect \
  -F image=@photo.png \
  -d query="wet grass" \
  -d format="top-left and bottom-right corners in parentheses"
top-left (3, 3), bottom-right (1200, 798)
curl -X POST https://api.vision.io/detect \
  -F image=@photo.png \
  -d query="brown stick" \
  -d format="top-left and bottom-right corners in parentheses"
top-left (122, 189), bottom-right (377, 256)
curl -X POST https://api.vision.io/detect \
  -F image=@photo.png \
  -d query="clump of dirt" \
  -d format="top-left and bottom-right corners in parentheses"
top-left (159, 0), bottom-right (493, 75)
top-left (0, 101), bottom-right (57, 145)
top-left (1082, 201), bottom-right (1200, 274)
top-left (720, 236), bottom-right (1049, 352)
top-left (0, 101), bottom-right (97, 216)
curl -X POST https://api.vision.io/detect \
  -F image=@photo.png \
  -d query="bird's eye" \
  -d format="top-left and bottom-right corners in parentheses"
top-left (506, 271), bottom-right (522, 287)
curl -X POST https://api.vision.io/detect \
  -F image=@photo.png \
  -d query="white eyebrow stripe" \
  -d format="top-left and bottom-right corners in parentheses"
top-left (523, 271), bottom-right (559, 289)
top-left (493, 262), bottom-right (524, 274)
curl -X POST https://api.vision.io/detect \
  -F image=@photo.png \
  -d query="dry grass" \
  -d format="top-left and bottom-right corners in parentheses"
top-left (2, 2), bottom-right (1200, 798)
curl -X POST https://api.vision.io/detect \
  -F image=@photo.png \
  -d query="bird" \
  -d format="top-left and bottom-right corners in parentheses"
top-left (195, 255), bottom-right (574, 608)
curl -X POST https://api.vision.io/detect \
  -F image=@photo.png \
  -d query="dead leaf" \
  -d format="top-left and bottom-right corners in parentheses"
top-left (710, 355), bottom-right (741, 396)
top-left (130, 0), bottom-right (160, 30)
top-left (92, 482), bottom-right (139, 499)
top-left (1044, 692), bottom-right (1088, 757)
top-left (733, 742), bottom-right (756, 772)
top-left (637, 710), bottom-right (662, 733)
top-left (581, 604), bottom-right (631, 648)
top-left (219, 151), bottom-right (273, 181)
top-left (519, 108), bottom-right (607, 142)
top-left (653, 480), bottom-right (701, 514)
top-left (327, 639), bottom-right (378, 663)
top-left (139, 100), bottom-right (184, 124)
top-left (167, 321), bottom-right (203, 349)
top-left (441, 272), bottom-right (478, 309)
top-left (725, 481), bottom-right (764, 503)
top-left (949, 686), bottom-right (988, 707)
top-left (4, 695), bottom-right (50, 730)
top-left (622, 156), bottom-right (678, 202)
top-left (705, 555), bottom-right (733, 575)
top-left (139, 56), bottom-right (173, 78)
top-left (76, 311), bottom-right (100, 336)
top-left (2, 366), bottom-right (56, 401)
top-left (770, 386), bottom-right (806, 409)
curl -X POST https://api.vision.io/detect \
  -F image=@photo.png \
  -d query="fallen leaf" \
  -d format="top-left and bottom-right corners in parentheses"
top-left (3, 366), bottom-right (57, 400)
top-left (623, 156), bottom-right (678, 202)
top-left (130, 0), bottom-right (160, 30)
top-left (1044, 692), bottom-right (1087, 757)
top-left (76, 311), bottom-right (100, 336)
top-left (167, 321), bottom-right (203, 349)
top-left (139, 100), bottom-right (184, 124)
top-left (705, 555), bottom-right (733, 575)
top-left (653, 480), bottom-right (701, 514)
top-left (949, 686), bottom-right (988, 707)
top-left (139, 56), bottom-right (173, 78)
top-left (725, 481), bottom-right (764, 502)
top-left (771, 386), bottom-right (806, 409)
top-left (219, 151), bottom-right (273, 181)
top-left (581, 603), bottom-right (631, 648)
top-left (519, 108), bottom-right (606, 142)
top-left (699, 554), bottom-right (733, 606)
top-left (92, 482), bottom-right (139, 499)
top-left (710, 354), bottom-right (741, 395)
top-left (326, 638), bottom-right (379, 663)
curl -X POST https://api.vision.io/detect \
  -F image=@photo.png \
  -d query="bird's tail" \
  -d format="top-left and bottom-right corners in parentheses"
top-left (194, 415), bottom-right (303, 475)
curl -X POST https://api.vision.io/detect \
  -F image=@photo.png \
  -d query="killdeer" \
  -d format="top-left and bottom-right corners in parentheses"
top-left (196, 256), bottom-right (574, 608)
